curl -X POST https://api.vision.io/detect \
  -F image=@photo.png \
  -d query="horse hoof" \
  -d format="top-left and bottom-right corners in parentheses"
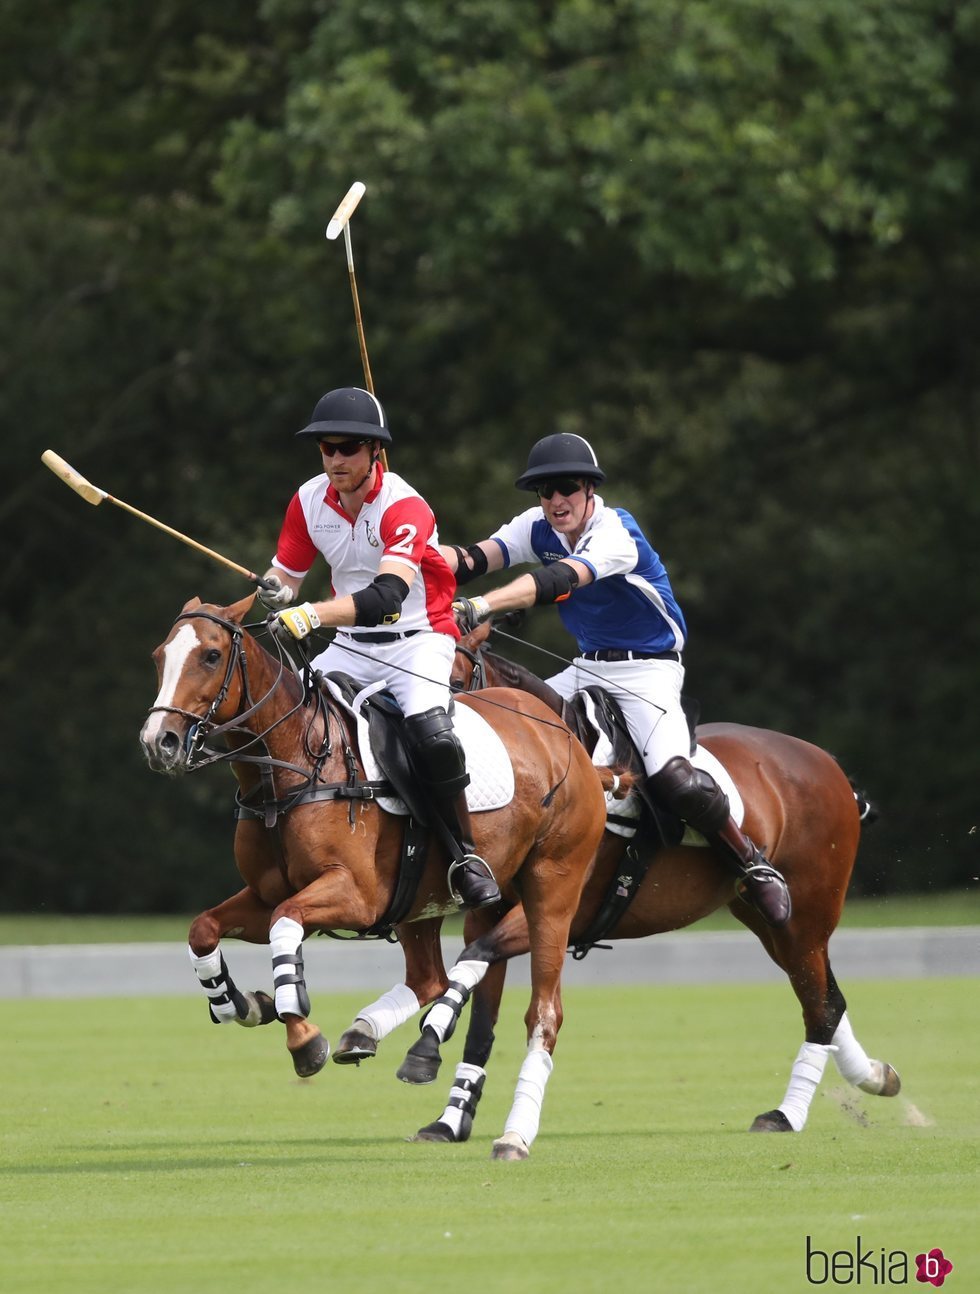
top-left (859, 1060), bottom-right (902, 1098)
top-left (333, 1026), bottom-right (378, 1066)
top-left (396, 1052), bottom-right (442, 1085)
top-left (237, 991), bottom-right (278, 1028)
top-left (289, 1031), bottom-right (329, 1078)
top-left (411, 1120), bottom-right (458, 1143)
top-left (749, 1109), bottom-right (795, 1132)
top-left (491, 1132), bottom-right (529, 1161)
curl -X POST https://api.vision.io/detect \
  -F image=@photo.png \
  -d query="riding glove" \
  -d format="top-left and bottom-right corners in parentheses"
top-left (273, 603), bottom-right (321, 641)
top-left (452, 595), bottom-right (492, 634)
top-left (257, 574), bottom-right (295, 610)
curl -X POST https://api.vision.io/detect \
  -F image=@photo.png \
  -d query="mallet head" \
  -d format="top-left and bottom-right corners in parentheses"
top-left (326, 181), bottom-right (366, 240)
top-left (41, 450), bottom-right (106, 506)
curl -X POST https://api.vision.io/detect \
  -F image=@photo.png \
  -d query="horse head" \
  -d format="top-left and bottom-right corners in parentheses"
top-left (140, 592), bottom-right (257, 774)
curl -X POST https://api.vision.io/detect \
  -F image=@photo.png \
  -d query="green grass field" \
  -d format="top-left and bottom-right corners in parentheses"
top-left (0, 889), bottom-right (977, 945)
top-left (1, 979), bottom-right (975, 1294)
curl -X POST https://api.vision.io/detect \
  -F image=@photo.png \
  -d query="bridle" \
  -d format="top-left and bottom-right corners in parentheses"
top-left (145, 608), bottom-right (329, 775)
top-left (450, 640), bottom-right (487, 693)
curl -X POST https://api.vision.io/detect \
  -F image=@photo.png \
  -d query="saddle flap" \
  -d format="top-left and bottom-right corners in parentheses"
top-left (323, 672), bottom-right (430, 821)
top-left (322, 674), bottom-right (515, 817)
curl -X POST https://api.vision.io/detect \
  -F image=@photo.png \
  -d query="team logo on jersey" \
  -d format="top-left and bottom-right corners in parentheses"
top-left (364, 519), bottom-right (380, 547)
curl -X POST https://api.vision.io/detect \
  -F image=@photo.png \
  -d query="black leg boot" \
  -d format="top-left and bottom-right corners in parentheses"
top-left (437, 790), bottom-right (501, 912)
top-left (711, 817), bottom-right (792, 928)
top-left (402, 706), bottom-right (501, 912)
top-left (647, 755), bottom-right (791, 928)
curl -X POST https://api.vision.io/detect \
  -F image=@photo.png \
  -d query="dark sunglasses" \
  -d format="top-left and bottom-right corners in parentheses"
top-left (536, 478), bottom-right (584, 501)
top-left (318, 438), bottom-right (371, 457)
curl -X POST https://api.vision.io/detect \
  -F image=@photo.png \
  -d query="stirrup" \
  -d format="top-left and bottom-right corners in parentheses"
top-left (447, 854), bottom-right (500, 910)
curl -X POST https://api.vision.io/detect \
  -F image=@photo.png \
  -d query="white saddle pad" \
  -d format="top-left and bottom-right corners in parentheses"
top-left (324, 680), bottom-right (514, 816)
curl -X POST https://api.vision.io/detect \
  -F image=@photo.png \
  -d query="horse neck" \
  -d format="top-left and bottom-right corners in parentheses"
top-left (225, 633), bottom-right (324, 773)
top-left (482, 650), bottom-right (564, 717)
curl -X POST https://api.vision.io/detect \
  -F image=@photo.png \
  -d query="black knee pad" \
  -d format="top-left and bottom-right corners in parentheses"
top-left (403, 706), bottom-right (470, 797)
top-left (648, 755), bottom-right (730, 834)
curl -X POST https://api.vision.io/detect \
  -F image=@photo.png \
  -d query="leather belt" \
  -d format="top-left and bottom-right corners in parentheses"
top-left (581, 648), bottom-right (681, 663)
top-left (339, 629), bottom-right (425, 645)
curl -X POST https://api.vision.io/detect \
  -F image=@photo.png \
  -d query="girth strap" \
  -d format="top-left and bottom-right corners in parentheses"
top-left (569, 840), bottom-right (653, 960)
top-left (235, 779), bottom-right (393, 822)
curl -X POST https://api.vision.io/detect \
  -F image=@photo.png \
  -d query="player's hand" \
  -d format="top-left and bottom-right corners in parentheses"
top-left (257, 574), bottom-right (295, 610)
top-left (452, 595), bottom-right (492, 634)
top-left (271, 603), bottom-right (321, 641)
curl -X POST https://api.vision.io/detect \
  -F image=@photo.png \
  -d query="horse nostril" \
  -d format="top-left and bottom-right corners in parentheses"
top-left (159, 731), bottom-right (180, 756)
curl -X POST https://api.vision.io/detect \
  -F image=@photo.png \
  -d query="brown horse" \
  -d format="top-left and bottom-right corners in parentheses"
top-left (379, 621), bottom-right (900, 1142)
top-left (138, 594), bottom-right (607, 1159)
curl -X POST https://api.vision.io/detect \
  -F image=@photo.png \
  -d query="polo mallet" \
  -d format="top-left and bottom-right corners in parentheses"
top-left (326, 180), bottom-right (388, 469)
top-left (40, 450), bottom-right (277, 591)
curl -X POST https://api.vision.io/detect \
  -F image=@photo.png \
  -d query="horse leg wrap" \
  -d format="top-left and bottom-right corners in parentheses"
top-left (830, 1012), bottom-right (874, 1088)
top-left (353, 984), bottom-right (421, 1042)
top-left (270, 916), bottom-right (310, 1019)
top-left (188, 946), bottom-right (249, 1024)
top-left (421, 960), bottom-right (488, 1044)
top-left (503, 1047), bottom-right (554, 1149)
top-left (777, 1041), bottom-right (835, 1131)
top-left (435, 1063), bottom-right (488, 1142)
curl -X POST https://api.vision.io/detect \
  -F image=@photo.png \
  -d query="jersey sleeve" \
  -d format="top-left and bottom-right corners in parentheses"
top-left (571, 510), bottom-right (639, 580)
top-left (272, 492), bottom-right (318, 578)
top-left (489, 507), bottom-right (540, 568)
top-left (378, 496), bottom-right (435, 573)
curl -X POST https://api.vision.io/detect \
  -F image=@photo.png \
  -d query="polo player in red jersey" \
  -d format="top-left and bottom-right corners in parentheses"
top-left (261, 387), bottom-right (501, 912)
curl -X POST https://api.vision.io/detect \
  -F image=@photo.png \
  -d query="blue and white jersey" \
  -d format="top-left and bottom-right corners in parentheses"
top-left (490, 495), bottom-right (687, 655)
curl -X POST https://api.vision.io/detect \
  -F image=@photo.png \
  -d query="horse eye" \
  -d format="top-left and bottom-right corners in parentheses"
top-left (203, 648), bottom-right (223, 666)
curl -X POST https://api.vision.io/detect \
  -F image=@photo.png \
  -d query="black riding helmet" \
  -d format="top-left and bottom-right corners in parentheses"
top-left (514, 433), bottom-right (605, 490)
top-left (296, 387), bottom-right (392, 445)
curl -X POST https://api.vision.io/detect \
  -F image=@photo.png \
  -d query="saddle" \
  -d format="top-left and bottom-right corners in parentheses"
top-left (563, 686), bottom-right (699, 848)
top-left (561, 687), bottom-right (700, 960)
top-left (324, 672), bottom-right (432, 823)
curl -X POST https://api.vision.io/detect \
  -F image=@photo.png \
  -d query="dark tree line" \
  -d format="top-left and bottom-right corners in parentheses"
top-left (3, 0), bottom-right (978, 911)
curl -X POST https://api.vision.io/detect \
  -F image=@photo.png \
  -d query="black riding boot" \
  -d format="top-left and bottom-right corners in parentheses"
top-left (709, 817), bottom-right (792, 928)
top-left (432, 787), bottom-right (501, 912)
top-left (647, 755), bottom-right (792, 928)
top-left (403, 706), bottom-right (501, 912)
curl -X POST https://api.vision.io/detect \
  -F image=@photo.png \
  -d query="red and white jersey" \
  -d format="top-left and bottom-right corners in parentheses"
top-left (271, 466), bottom-right (458, 638)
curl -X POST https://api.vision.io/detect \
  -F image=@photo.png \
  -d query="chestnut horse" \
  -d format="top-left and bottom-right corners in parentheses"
top-left (138, 595), bottom-right (607, 1159)
top-left (372, 622), bottom-right (900, 1142)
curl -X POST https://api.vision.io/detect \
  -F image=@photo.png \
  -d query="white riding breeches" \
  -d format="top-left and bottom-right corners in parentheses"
top-left (311, 631), bottom-right (456, 718)
top-left (547, 656), bottom-right (689, 776)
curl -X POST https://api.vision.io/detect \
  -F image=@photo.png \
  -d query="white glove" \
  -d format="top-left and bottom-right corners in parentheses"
top-left (272, 603), bottom-right (321, 641)
top-left (257, 575), bottom-right (295, 610)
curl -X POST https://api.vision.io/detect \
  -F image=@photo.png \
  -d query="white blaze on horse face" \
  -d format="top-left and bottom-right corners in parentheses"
top-left (140, 623), bottom-right (201, 744)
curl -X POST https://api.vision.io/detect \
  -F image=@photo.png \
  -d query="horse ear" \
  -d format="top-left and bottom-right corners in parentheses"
top-left (464, 620), bottom-right (493, 648)
top-left (223, 592), bottom-right (258, 624)
top-left (181, 596), bottom-right (203, 613)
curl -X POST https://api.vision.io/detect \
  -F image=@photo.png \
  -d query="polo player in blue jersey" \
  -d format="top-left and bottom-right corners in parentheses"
top-left (446, 433), bottom-right (791, 927)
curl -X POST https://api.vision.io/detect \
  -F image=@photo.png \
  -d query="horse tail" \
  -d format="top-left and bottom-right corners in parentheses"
top-left (849, 778), bottom-right (879, 825)
top-left (596, 765), bottom-right (636, 800)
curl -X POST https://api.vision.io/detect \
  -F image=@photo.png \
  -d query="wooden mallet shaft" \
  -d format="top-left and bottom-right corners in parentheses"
top-left (41, 450), bottom-right (276, 589)
top-left (325, 181), bottom-right (388, 469)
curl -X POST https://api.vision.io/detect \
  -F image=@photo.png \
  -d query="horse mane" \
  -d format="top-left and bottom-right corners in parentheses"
top-left (482, 647), bottom-right (565, 716)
